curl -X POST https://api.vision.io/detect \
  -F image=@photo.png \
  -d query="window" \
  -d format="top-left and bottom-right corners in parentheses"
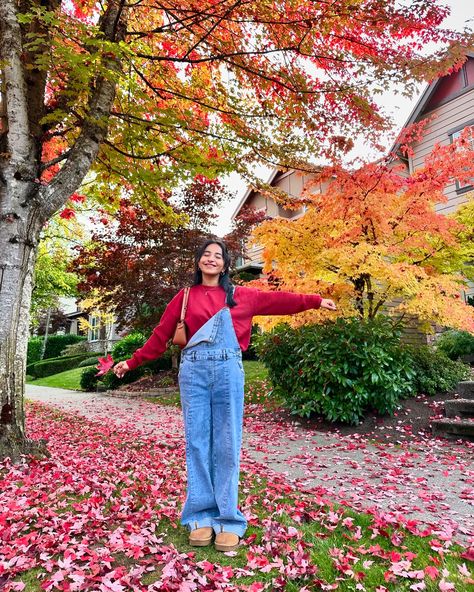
top-left (89, 315), bottom-right (100, 342)
top-left (450, 124), bottom-right (474, 192)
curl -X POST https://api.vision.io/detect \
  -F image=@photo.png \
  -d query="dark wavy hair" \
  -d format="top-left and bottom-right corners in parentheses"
top-left (193, 238), bottom-right (237, 307)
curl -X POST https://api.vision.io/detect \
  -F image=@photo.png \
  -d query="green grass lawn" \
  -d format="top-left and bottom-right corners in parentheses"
top-left (242, 358), bottom-right (268, 382)
top-left (26, 365), bottom-right (95, 390)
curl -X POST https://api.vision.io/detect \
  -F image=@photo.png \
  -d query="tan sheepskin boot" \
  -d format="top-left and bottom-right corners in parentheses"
top-left (188, 526), bottom-right (214, 547)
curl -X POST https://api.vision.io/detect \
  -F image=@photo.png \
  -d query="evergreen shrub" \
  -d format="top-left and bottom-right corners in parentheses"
top-left (61, 341), bottom-right (90, 356)
top-left (111, 332), bottom-right (146, 359)
top-left (27, 337), bottom-right (43, 366)
top-left (435, 330), bottom-right (474, 362)
top-left (28, 353), bottom-right (93, 379)
top-left (78, 355), bottom-right (104, 368)
top-left (90, 332), bottom-right (173, 390)
top-left (408, 346), bottom-right (470, 396)
top-left (80, 366), bottom-right (101, 391)
top-left (42, 334), bottom-right (85, 359)
top-left (255, 317), bottom-right (415, 425)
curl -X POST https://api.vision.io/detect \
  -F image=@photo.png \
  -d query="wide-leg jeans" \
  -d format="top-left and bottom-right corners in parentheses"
top-left (178, 307), bottom-right (247, 537)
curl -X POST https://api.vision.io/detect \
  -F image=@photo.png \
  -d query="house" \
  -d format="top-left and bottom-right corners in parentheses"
top-left (232, 168), bottom-right (324, 275)
top-left (391, 53), bottom-right (474, 217)
top-left (64, 300), bottom-right (124, 354)
top-left (232, 55), bottom-right (474, 300)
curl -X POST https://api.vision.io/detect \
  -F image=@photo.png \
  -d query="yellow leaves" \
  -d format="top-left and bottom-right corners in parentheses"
top-left (398, 276), bottom-right (474, 333)
top-left (78, 291), bottom-right (116, 333)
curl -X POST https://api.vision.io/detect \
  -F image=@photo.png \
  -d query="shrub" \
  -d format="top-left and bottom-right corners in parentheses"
top-left (42, 334), bottom-right (85, 359)
top-left (435, 330), bottom-right (474, 362)
top-left (100, 367), bottom-right (147, 390)
top-left (243, 325), bottom-right (261, 361)
top-left (77, 355), bottom-right (104, 368)
top-left (80, 366), bottom-right (101, 391)
top-left (255, 317), bottom-right (415, 425)
top-left (27, 353), bottom-right (94, 379)
top-left (112, 332), bottom-right (146, 360)
top-left (408, 346), bottom-right (470, 396)
top-left (111, 332), bottom-right (174, 374)
top-left (96, 332), bottom-right (172, 390)
top-left (27, 337), bottom-right (43, 366)
top-left (61, 341), bottom-right (90, 357)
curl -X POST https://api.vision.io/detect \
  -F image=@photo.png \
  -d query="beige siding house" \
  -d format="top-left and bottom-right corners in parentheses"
top-left (233, 55), bottom-right (474, 296)
top-left (394, 53), bottom-right (474, 216)
top-left (232, 168), bottom-right (324, 273)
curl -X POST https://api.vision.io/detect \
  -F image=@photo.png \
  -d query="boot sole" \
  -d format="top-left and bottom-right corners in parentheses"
top-left (215, 542), bottom-right (239, 552)
top-left (189, 537), bottom-right (213, 547)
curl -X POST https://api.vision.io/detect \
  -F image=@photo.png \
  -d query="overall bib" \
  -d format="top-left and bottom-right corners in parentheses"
top-left (178, 306), bottom-right (247, 537)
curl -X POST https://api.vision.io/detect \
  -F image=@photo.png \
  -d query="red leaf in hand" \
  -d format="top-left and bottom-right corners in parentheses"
top-left (96, 354), bottom-right (114, 376)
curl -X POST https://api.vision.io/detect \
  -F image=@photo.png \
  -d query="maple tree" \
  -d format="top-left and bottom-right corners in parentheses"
top-left (0, 0), bottom-right (472, 458)
top-left (252, 132), bottom-right (474, 332)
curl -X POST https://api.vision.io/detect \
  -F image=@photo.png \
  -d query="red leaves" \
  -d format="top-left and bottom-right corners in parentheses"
top-left (1, 398), bottom-right (473, 591)
top-left (70, 193), bottom-right (86, 203)
top-left (461, 547), bottom-right (474, 562)
top-left (96, 354), bottom-right (114, 376)
top-left (59, 208), bottom-right (76, 220)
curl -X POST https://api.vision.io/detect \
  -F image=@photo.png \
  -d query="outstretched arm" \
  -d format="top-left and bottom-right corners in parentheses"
top-left (245, 286), bottom-right (335, 316)
top-left (113, 289), bottom-right (184, 377)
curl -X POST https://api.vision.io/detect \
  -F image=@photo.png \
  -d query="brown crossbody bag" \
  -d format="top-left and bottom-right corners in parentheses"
top-left (172, 287), bottom-right (190, 346)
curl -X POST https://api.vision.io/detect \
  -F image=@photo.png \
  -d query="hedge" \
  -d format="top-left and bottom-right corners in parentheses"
top-left (43, 334), bottom-right (86, 359)
top-left (27, 353), bottom-right (95, 379)
top-left (435, 330), bottom-right (474, 362)
top-left (27, 337), bottom-right (43, 366)
top-left (408, 345), bottom-right (470, 396)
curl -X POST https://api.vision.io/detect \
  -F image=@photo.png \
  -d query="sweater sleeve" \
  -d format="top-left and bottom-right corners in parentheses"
top-left (244, 287), bottom-right (322, 316)
top-left (126, 290), bottom-right (184, 370)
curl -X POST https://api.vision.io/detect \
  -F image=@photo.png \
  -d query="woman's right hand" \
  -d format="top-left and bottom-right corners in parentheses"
top-left (113, 360), bottom-right (130, 378)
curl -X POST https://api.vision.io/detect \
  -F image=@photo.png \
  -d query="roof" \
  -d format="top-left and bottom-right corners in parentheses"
top-left (390, 52), bottom-right (474, 155)
top-left (230, 167), bottom-right (280, 220)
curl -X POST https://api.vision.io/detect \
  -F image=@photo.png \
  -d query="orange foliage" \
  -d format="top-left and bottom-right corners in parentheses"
top-left (252, 135), bottom-right (474, 332)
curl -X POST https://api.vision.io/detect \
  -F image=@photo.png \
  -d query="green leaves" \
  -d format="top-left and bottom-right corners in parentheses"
top-left (255, 317), bottom-right (415, 425)
top-left (409, 346), bottom-right (470, 396)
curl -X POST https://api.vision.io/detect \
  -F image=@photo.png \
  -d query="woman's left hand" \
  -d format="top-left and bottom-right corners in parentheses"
top-left (320, 298), bottom-right (337, 310)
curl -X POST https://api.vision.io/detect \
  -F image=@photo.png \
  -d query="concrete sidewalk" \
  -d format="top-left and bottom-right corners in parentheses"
top-left (25, 384), bottom-right (474, 545)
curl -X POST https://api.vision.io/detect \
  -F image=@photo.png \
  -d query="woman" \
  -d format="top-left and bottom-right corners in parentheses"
top-left (113, 239), bottom-right (336, 552)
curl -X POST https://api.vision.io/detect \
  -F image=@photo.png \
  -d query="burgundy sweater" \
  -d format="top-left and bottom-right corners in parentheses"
top-left (126, 285), bottom-right (322, 370)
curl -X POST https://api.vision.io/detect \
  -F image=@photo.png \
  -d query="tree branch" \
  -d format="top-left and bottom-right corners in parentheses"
top-left (40, 150), bottom-right (71, 172)
top-left (102, 138), bottom-right (187, 159)
top-left (39, 1), bottom-right (127, 220)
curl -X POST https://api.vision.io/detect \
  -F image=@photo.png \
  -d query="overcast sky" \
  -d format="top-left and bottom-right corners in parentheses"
top-left (212, 0), bottom-right (474, 235)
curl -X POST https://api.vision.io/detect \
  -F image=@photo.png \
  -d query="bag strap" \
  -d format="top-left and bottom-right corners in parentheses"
top-left (179, 287), bottom-right (190, 322)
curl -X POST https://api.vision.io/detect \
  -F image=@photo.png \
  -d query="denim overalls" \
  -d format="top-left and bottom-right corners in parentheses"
top-left (178, 306), bottom-right (247, 537)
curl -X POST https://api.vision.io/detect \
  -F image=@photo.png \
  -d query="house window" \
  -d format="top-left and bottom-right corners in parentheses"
top-left (450, 124), bottom-right (474, 192)
top-left (89, 315), bottom-right (100, 342)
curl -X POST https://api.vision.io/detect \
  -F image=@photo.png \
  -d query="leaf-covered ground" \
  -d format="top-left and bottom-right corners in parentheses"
top-left (1, 400), bottom-right (473, 591)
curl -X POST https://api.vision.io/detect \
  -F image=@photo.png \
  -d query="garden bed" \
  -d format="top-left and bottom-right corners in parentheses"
top-left (103, 370), bottom-right (179, 398)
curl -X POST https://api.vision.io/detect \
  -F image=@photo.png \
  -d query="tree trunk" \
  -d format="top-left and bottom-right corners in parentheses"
top-left (0, 0), bottom-right (125, 461)
top-left (0, 195), bottom-right (48, 462)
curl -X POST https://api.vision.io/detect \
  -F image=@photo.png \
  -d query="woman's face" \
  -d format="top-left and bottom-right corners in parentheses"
top-left (198, 243), bottom-right (225, 277)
